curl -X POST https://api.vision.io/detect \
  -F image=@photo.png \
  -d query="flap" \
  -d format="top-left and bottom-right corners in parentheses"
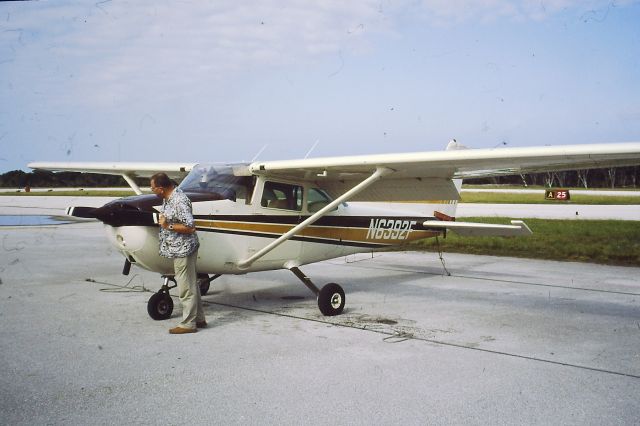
top-left (321, 177), bottom-right (460, 202)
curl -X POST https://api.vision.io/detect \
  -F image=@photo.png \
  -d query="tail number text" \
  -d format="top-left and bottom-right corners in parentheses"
top-left (366, 219), bottom-right (417, 240)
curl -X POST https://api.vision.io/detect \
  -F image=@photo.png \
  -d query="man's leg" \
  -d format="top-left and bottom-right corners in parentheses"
top-left (192, 251), bottom-right (206, 324)
top-left (174, 251), bottom-right (198, 329)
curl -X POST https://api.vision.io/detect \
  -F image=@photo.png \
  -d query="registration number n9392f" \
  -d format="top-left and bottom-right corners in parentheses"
top-left (366, 219), bottom-right (417, 240)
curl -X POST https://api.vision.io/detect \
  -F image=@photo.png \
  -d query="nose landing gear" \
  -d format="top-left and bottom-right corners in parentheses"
top-left (147, 274), bottom-right (222, 320)
top-left (147, 276), bottom-right (176, 320)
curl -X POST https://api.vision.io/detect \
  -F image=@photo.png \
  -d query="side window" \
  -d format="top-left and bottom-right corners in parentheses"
top-left (307, 188), bottom-right (333, 213)
top-left (261, 181), bottom-right (303, 211)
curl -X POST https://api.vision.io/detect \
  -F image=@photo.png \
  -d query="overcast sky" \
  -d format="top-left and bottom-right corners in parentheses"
top-left (1, 0), bottom-right (639, 172)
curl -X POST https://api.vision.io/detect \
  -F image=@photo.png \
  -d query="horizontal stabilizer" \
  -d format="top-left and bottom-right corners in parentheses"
top-left (423, 219), bottom-right (532, 237)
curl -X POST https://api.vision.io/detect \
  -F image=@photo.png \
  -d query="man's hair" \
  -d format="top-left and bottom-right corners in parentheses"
top-left (150, 172), bottom-right (173, 189)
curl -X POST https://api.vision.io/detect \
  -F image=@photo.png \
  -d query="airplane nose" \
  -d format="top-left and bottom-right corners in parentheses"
top-left (66, 195), bottom-right (159, 227)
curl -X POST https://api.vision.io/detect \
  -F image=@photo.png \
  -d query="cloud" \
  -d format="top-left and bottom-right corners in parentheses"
top-left (417, 0), bottom-right (638, 24)
top-left (3, 1), bottom-right (395, 107)
top-left (2, 0), bottom-right (637, 109)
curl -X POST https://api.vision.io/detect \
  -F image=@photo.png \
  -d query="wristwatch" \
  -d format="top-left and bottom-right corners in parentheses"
top-left (168, 224), bottom-right (174, 231)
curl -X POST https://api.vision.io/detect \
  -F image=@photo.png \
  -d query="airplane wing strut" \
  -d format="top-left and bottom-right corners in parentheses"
top-left (121, 173), bottom-right (143, 195)
top-left (237, 167), bottom-right (394, 269)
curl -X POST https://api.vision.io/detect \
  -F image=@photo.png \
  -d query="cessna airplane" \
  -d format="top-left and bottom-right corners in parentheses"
top-left (29, 140), bottom-right (640, 319)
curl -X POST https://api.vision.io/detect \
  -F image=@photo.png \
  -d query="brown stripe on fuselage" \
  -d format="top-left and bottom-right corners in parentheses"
top-left (194, 218), bottom-right (441, 246)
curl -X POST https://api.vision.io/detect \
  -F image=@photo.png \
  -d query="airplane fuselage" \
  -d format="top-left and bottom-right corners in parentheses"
top-left (106, 196), bottom-right (445, 276)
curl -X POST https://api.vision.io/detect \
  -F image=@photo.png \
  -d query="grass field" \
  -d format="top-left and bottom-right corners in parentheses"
top-left (460, 192), bottom-right (639, 204)
top-left (410, 217), bottom-right (640, 267)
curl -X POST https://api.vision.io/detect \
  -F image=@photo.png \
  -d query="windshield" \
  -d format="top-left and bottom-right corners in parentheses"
top-left (179, 164), bottom-right (254, 202)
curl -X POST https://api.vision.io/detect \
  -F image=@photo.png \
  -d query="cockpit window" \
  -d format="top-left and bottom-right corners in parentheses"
top-left (179, 164), bottom-right (254, 202)
top-left (307, 188), bottom-right (333, 212)
top-left (261, 181), bottom-right (303, 211)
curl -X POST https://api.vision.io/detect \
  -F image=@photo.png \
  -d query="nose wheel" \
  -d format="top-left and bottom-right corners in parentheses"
top-left (147, 292), bottom-right (174, 320)
top-left (147, 274), bottom-right (223, 320)
top-left (147, 276), bottom-right (176, 320)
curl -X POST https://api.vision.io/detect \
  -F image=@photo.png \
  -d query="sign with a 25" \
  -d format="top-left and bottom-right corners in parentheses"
top-left (545, 189), bottom-right (570, 201)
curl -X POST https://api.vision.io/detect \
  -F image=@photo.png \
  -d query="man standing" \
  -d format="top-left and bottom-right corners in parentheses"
top-left (150, 172), bottom-right (206, 334)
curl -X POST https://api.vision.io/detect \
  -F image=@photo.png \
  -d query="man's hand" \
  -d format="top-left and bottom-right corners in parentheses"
top-left (158, 214), bottom-right (167, 228)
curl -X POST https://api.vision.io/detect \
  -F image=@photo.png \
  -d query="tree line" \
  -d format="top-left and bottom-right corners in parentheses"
top-left (465, 166), bottom-right (639, 188)
top-left (1, 166), bottom-right (639, 189)
top-left (0, 170), bottom-right (140, 188)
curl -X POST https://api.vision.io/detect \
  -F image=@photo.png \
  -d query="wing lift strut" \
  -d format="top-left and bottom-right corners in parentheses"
top-left (239, 166), bottom-right (394, 316)
top-left (121, 173), bottom-right (143, 195)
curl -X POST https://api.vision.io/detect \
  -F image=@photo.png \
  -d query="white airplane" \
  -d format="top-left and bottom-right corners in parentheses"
top-left (29, 140), bottom-right (640, 319)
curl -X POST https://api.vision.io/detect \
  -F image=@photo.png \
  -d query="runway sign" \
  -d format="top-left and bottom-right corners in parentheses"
top-left (545, 189), bottom-right (571, 201)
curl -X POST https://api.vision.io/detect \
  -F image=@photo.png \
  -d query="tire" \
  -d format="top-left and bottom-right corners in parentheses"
top-left (317, 283), bottom-right (345, 316)
top-left (147, 292), bottom-right (174, 320)
top-left (197, 274), bottom-right (210, 296)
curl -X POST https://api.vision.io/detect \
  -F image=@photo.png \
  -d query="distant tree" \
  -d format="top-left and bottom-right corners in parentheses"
top-left (543, 172), bottom-right (555, 187)
top-left (0, 170), bottom-right (28, 187)
top-left (576, 170), bottom-right (589, 188)
top-left (605, 168), bottom-right (616, 189)
top-left (0, 170), bottom-right (135, 187)
top-left (629, 166), bottom-right (638, 188)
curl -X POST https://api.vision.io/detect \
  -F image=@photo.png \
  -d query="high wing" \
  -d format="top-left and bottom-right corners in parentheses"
top-left (27, 161), bottom-right (196, 194)
top-left (248, 142), bottom-right (640, 202)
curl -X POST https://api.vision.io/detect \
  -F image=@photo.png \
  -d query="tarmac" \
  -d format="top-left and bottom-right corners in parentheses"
top-left (1, 199), bottom-right (639, 425)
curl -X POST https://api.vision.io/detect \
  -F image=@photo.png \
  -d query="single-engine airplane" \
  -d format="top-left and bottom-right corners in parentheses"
top-left (29, 140), bottom-right (640, 319)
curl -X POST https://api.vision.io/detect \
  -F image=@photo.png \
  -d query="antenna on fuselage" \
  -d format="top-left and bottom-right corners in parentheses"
top-left (251, 144), bottom-right (268, 162)
top-left (304, 139), bottom-right (320, 159)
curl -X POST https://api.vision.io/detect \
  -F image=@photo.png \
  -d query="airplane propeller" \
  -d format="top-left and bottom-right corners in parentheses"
top-left (66, 195), bottom-right (158, 227)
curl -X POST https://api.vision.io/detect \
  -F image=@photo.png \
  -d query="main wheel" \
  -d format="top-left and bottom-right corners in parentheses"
top-left (147, 292), bottom-right (174, 320)
top-left (317, 283), bottom-right (345, 316)
top-left (197, 274), bottom-right (210, 296)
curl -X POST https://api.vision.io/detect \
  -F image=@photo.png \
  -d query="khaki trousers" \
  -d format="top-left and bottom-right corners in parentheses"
top-left (174, 251), bottom-right (205, 329)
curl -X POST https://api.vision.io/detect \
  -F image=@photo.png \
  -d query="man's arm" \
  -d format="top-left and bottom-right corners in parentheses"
top-left (158, 214), bottom-right (196, 234)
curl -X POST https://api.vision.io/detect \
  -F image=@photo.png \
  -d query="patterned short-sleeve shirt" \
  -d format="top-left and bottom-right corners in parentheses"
top-left (158, 187), bottom-right (199, 258)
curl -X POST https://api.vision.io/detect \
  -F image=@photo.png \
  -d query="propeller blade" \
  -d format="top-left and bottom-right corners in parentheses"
top-left (66, 206), bottom-right (98, 218)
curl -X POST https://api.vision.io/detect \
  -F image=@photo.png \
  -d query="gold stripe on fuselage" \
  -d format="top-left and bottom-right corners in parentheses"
top-left (194, 219), bottom-right (439, 246)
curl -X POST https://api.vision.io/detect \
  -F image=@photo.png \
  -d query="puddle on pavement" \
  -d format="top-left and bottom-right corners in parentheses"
top-left (0, 215), bottom-right (75, 226)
